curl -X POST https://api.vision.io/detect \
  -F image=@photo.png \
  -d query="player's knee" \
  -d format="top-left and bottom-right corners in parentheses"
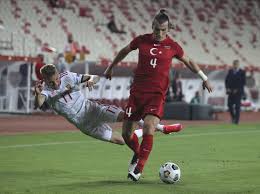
top-left (117, 139), bottom-right (125, 145)
top-left (111, 137), bottom-right (125, 145)
top-left (112, 140), bottom-right (125, 145)
top-left (143, 123), bottom-right (155, 135)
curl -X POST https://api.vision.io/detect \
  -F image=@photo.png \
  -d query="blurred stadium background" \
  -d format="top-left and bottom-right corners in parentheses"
top-left (0, 0), bottom-right (260, 193)
top-left (0, 0), bottom-right (260, 114)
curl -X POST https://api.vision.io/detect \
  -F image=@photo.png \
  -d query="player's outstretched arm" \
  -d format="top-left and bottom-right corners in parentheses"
top-left (34, 81), bottom-right (46, 109)
top-left (81, 74), bottom-right (100, 91)
top-left (104, 45), bottom-right (132, 80)
top-left (177, 54), bottom-right (213, 93)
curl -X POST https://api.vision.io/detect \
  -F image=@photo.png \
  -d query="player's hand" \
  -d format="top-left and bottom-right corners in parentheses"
top-left (85, 77), bottom-right (95, 91)
top-left (63, 84), bottom-right (72, 94)
top-left (86, 80), bottom-right (94, 91)
top-left (34, 80), bottom-right (43, 95)
top-left (84, 75), bottom-right (99, 91)
top-left (202, 80), bottom-right (213, 93)
top-left (104, 66), bottom-right (113, 80)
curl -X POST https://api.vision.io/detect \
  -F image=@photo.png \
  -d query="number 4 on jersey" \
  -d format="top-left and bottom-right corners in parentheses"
top-left (125, 107), bottom-right (132, 117)
top-left (150, 58), bottom-right (157, 68)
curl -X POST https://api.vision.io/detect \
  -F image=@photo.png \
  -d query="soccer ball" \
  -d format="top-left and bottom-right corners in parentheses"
top-left (159, 162), bottom-right (181, 184)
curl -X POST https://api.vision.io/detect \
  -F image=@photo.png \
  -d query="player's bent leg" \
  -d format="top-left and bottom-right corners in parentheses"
top-left (128, 115), bottom-right (159, 181)
top-left (122, 120), bottom-right (136, 141)
top-left (137, 119), bottom-right (183, 134)
top-left (121, 120), bottom-right (142, 173)
top-left (81, 123), bottom-right (126, 145)
top-left (122, 120), bottom-right (140, 155)
top-left (128, 128), bottom-right (142, 172)
top-left (109, 131), bottom-right (125, 145)
top-left (142, 115), bottom-right (160, 135)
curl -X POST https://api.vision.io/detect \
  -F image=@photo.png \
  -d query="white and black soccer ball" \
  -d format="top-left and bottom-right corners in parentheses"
top-left (159, 162), bottom-right (181, 184)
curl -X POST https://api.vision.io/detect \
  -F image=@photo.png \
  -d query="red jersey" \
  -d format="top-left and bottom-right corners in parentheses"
top-left (130, 33), bottom-right (184, 95)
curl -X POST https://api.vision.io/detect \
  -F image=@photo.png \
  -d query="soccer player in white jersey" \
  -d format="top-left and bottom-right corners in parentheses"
top-left (34, 64), bottom-right (182, 146)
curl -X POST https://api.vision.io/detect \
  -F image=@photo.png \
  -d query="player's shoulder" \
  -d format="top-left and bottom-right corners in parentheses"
top-left (60, 71), bottom-right (78, 79)
top-left (59, 71), bottom-right (74, 84)
top-left (167, 36), bottom-right (180, 46)
top-left (59, 71), bottom-right (69, 78)
top-left (135, 33), bottom-right (152, 41)
top-left (167, 37), bottom-right (183, 51)
top-left (142, 33), bottom-right (152, 38)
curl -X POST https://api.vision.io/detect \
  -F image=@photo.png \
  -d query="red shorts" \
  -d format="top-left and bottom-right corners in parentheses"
top-left (124, 92), bottom-right (165, 121)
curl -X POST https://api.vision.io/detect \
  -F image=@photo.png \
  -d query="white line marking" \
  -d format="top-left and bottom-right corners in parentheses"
top-left (174, 130), bottom-right (260, 138)
top-left (0, 130), bottom-right (259, 149)
top-left (0, 141), bottom-right (86, 149)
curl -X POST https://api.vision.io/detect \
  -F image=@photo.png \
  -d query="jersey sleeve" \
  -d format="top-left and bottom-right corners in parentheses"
top-left (68, 71), bottom-right (83, 85)
top-left (173, 42), bottom-right (184, 59)
top-left (129, 35), bottom-right (142, 50)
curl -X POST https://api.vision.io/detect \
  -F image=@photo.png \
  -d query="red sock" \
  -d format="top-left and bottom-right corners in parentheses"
top-left (125, 133), bottom-right (140, 155)
top-left (135, 134), bottom-right (153, 173)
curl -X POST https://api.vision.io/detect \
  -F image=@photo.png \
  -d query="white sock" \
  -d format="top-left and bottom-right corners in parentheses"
top-left (156, 124), bottom-right (164, 132)
top-left (134, 129), bottom-right (143, 138)
top-left (137, 119), bottom-right (164, 132)
top-left (137, 120), bottom-right (144, 126)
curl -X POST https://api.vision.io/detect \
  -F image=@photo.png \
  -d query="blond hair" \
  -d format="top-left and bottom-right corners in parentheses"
top-left (40, 64), bottom-right (57, 79)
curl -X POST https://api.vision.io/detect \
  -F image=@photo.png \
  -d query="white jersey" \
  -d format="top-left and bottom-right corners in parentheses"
top-left (41, 71), bottom-right (121, 141)
top-left (41, 71), bottom-right (85, 125)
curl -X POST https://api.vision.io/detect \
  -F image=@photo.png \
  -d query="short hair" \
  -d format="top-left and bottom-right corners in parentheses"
top-left (152, 9), bottom-right (174, 29)
top-left (40, 64), bottom-right (57, 79)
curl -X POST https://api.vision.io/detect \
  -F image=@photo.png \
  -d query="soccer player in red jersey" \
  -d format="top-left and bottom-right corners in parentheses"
top-left (104, 9), bottom-right (213, 181)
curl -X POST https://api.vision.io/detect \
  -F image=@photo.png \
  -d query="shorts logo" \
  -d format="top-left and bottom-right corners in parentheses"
top-left (150, 108), bottom-right (157, 111)
top-left (126, 107), bottom-right (132, 117)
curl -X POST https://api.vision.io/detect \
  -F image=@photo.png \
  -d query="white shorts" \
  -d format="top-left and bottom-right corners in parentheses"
top-left (78, 100), bottom-right (122, 141)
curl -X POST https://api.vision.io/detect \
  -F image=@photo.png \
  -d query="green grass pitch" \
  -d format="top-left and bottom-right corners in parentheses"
top-left (0, 123), bottom-right (260, 194)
